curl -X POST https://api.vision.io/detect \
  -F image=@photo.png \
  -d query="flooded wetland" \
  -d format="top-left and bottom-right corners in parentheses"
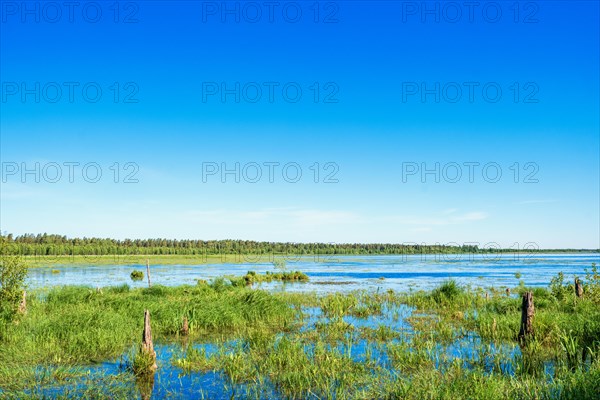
top-left (1, 254), bottom-right (599, 399)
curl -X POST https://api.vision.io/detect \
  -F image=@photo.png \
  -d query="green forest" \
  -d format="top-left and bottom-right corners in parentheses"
top-left (1, 233), bottom-right (597, 258)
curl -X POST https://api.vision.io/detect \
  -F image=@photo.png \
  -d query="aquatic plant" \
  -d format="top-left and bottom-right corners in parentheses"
top-left (431, 279), bottom-right (464, 303)
top-left (242, 270), bottom-right (309, 285)
top-left (130, 270), bottom-right (144, 281)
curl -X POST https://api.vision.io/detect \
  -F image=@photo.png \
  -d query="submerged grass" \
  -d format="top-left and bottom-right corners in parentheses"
top-left (1, 272), bottom-right (600, 398)
top-left (0, 282), bottom-right (295, 393)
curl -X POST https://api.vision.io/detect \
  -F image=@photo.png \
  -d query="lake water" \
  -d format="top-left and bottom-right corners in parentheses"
top-left (18, 253), bottom-right (598, 398)
top-left (27, 253), bottom-right (599, 293)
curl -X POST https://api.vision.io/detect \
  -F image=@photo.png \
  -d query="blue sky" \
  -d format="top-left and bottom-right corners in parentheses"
top-left (1, 1), bottom-right (599, 248)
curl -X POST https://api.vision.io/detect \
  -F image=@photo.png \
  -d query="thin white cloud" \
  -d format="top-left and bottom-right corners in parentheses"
top-left (412, 227), bottom-right (433, 232)
top-left (183, 208), bottom-right (487, 229)
top-left (184, 208), bottom-right (361, 227)
top-left (0, 182), bottom-right (50, 200)
top-left (389, 211), bottom-right (488, 226)
top-left (515, 199), bottom-right (558, 205)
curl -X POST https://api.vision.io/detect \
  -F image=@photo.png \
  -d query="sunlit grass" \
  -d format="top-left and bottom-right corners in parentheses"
top-left (2, 271), bottom-right (600, 398)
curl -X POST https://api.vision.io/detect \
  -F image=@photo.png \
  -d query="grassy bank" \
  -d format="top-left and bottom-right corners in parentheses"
top-left (20, 254), bottom-right (357, 267)
top-left (1, 269), bottom-right (599, 398)
top-left (15, 251), bottom-right (600, 267)
top-left (20, 254), bottom-right (271, 267)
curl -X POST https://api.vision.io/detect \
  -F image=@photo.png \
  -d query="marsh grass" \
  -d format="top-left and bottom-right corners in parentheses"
top-left (2, 271), bottom-right (600, 399)
top-left (173, 275), bottom-right (599, 399)
top-left (0, 283), bottom-right (295, 393)
top-left (241, 270), bottom-right (310, 286)
top-left (0, 371), bottom-right (136, 399)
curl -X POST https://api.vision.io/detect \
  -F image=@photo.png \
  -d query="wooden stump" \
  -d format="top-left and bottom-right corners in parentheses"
top-left (575, 278), bottom-right (583, 298)
top-left (142, 310), bottom-right (157, 372)
top-left (17, 291), bottom-right (26, 314)
top-left (518, 291), bottom-right (534, 343)
top-left (181, 316), bottom-right (189, 336)
top-left (146, 259), bottom-right (152, 288)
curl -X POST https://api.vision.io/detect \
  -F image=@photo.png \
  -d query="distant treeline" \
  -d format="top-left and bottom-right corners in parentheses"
top-left (1, 233), bottom-right (597, 257)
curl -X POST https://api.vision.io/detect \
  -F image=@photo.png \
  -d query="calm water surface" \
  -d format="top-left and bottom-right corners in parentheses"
top-left (27, 253), bottom-right (599, 293)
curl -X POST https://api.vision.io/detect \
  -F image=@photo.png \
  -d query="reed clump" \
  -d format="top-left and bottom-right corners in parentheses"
top-left (130, 270), bottom-right (144, 281)
top-left (241, 270), bottom-right (310, 285)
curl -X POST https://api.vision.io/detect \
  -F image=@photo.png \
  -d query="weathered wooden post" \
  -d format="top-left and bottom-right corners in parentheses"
top-left (146, 259), bottom-right (152, 288)
top-left (181, 316), bottom-right (189, 336)
top-left (18, 291), bottom-right (26, 314)
top-left (505, 288), bottom-right (510, 297)
top-left (575, 278), bottom-right (583, 298)
top-left (142, 310), bottom-right (157, 372)
top-left (518, 291), bottom-right (534, 343)
top-left (485, 292), bottom-right (489, 301)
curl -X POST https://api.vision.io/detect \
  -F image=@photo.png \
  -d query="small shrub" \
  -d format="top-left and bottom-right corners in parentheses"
top-left (0, 254), bottom-right (28, 320)
top-left (130, 270), bottom-right (144, 281)
top-left (550, 272), bottom-right (570, 301)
